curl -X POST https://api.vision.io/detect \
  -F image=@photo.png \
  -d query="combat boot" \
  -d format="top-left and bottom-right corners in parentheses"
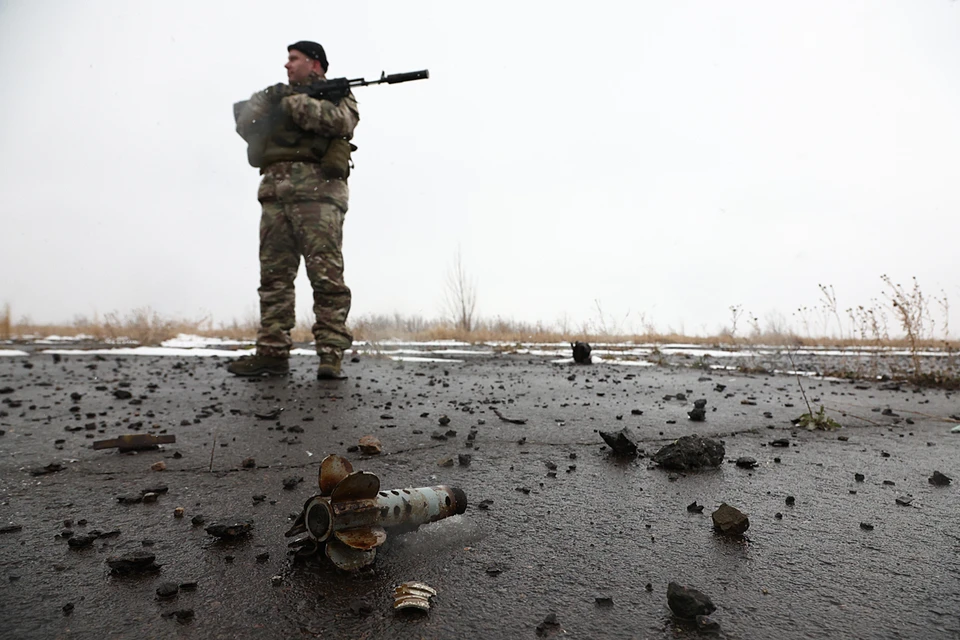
top-left (227, 354), bottom-right (289, 377)
top-left (316, 350), bottom-right (344, 380)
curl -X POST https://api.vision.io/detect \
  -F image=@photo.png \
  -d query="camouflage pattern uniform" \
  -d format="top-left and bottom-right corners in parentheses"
top-left (235, 73), bottom-right (359, 361)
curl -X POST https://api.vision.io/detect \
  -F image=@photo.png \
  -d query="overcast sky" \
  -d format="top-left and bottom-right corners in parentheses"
top-left (1, 0), bottom-right (958, 338)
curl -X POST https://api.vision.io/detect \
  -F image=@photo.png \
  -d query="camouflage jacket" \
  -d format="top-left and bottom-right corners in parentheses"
top-left (236, 74), bottom-right (359, 209)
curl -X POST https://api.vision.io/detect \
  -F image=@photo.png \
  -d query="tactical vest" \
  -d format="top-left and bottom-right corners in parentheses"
top-left (252, 105), bottom-right (331, 168)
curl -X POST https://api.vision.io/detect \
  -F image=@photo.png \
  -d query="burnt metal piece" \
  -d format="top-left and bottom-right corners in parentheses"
top-left (286, 454), bottom-right (467, 571)
top-left (93, 434), bottom-right (176, 452)
top-left (394, 581), bottom-right (437, 612)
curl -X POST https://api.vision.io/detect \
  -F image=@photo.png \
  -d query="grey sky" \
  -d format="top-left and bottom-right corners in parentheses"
top-left (1, 0), bottom-right (958, 337)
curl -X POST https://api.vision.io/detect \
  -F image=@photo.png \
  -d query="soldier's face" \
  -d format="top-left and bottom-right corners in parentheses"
top-left (285, 50), bottom-right (321, 84)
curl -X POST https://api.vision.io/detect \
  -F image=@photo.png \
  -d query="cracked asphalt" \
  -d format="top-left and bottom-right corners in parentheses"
top-left (1, 350), bottom-right (958, 639)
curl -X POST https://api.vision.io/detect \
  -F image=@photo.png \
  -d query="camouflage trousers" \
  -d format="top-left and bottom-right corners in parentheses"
top-left (256, 200), bottom-right (352, 358)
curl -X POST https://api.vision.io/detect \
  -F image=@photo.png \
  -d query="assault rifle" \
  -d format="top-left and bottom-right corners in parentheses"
top-left (233, 69), bottom-right (429, 122)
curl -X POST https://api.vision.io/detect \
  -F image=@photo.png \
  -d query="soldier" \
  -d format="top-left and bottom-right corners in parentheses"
top-left (230, 41), bottom-right (359, 380)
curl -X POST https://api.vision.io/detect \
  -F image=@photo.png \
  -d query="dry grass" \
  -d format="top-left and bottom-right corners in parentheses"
top-left (2, 305), bottom-right (954, 352)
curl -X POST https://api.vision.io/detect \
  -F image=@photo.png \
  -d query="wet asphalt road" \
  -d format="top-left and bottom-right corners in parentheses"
top-left (1, 351), bottom-right (959, 639)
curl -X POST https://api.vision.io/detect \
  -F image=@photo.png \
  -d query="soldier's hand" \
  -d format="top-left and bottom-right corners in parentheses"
top-left (263, 82), bottom-right (292, 102)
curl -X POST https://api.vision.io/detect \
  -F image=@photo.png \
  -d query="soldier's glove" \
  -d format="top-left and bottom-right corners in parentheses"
top-left (263, 82), bottom-right (293, 103)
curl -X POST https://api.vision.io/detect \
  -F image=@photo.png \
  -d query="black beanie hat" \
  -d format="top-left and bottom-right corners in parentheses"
top-left (288, 41), bottom-right (328, 72)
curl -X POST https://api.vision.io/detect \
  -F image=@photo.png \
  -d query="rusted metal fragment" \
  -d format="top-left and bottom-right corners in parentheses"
top-left (326, 537), bottom-right (376, 571)
top-left (358, 435), bottom-right (383, 455)
top-left (335, 525), bottom-right (386, 550)
top-left (319, 454), bottom-right (353, 496)
top-left (330, 471), bottom-right (380, 502)
top-left (93, 434), bottom-right (175, 452)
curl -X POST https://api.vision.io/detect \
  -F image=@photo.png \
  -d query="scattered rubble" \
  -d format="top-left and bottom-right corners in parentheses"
top-left (687, 399), bottom-right (707, 421)
top-left (712, 503), bottom-right (749, 536)
top-left (205, 519), bottom-right (253, 539)
top-left (667, 581), bottom-right (716, 618)
top-left (652, 435), bottom-right (725, 471)
top-left (599, 426), bottom-right (639, 456)
top-left (535, 612), bottom-right (565, 637)
top-left (107, 552), bottom-right (160, 575)
top-left (929, 471), bottom-right (952, 486)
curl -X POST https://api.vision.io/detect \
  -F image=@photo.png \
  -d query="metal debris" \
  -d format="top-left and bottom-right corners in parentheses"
top-left (93, 434), bottom-right (175, 452)
top-left (285, 454), bottom-right (467, 571)
top-left (393, 581), bottom-right (437, 612)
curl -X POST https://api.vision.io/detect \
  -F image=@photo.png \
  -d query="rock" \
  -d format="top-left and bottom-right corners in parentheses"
top-left (712, 503), bottom-right (749, 535)
top-left (190, 515), bottom-right (205, 526)
top-left (174, 507), bottom-right (185, 518)
top-left (686, 501), bottom-right (704, 513)
top-left (156, 582), bottom-right (179, 598)
top-left (860, 522), bottom-right (874, 531)
top-left (770, 438), bottom-right (790, 447)
top-left (113, 389), bottom-right (132, 400)
top-left (477, 499), bottom-right (493, 510)
top-left (205, 519), bottom-right (253, 539)
top-left (30, 462), bottom-right (65, 476)
top-left (437, 456), bottom-right (454, 467)
top-left (256, 552), bottom-right (270, 563)
top-left (438, 415), bottom-right (451, 426)
top-left (458, 454), bottom-right (472, 466)
top-left (595, 596), bottom-right (613, 607)
top-left (688, 399), bottom-right (707, 421)
top-left (67, 533), bottom-right (99, 549)
top-left (117, 494), bottom-right (143, 505)
top-left (349, 599), bottom-right (373, 616)
top-left (667, 582), bottom-right (716, 619)
top-left (167, 609), bottom-right (194, 623)
top-left (653, 435), bottom-right (725, 471)
top-left (599, 426), bottom-right (638, 456)
top-left (282, 476), bottom-right (303, 490)
top-left (895, 496), bottom-right (913, 507)
top-left (0, 524), bottom-right (23, 534)
top-left (696, 615), bottom-right (722, 635)
top-left (358, 435), bottom-right (382, 455)
top-left (62, 602), bottom-right (74, 615)
top-left (735, 456), bottom-right (757, 469)
top-left (929, 471), bottom-right (952, 486)
top-left (241, 457), bottom-right (256, 468)
top-left (150, 461), bottom-right (166, 472)
top-left (106, 552), bottom-right (160, 574)
top-left (142, 492), bottom-right (158, 503)
top-left (855, 473), bottom-right (865, 482)
top-left (785, 496), bottom-right (795, 506)
top-left (536, 612), bottom-right (565, 637)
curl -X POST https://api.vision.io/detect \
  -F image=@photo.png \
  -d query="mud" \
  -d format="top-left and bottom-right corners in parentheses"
top-left (0, 349), bottom-right (958, 638)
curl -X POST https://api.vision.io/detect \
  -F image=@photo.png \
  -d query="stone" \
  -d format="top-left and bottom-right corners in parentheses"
top-left (599, 426), bottom-right (639, 456)
top-left (696, 615), bottom-right (722, 635)
top-left (653, 435), bottom-right (725, 471)
top-left (241, 457), bottom-right (256, 468)
top-left (205, 519), bottom-right (253, 539)
top-left (667, 582), bottom-right (716, 619)
top-left (929, 471), bottom-right (952, 486)
top-left (106, 552), bottom-right (160, 574)
top-left (156, 581), bottom-right (179, 598)
top-left (150, 461), bottom-right (166, 472)
top-left (712, 503), bottom-right (749, 535)
top-left (536, 612), bottom-right (565, 637)
top-left (437, 456), bottom-right (454, 467)
top-left (735, 456), bottom-right (757, 469)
